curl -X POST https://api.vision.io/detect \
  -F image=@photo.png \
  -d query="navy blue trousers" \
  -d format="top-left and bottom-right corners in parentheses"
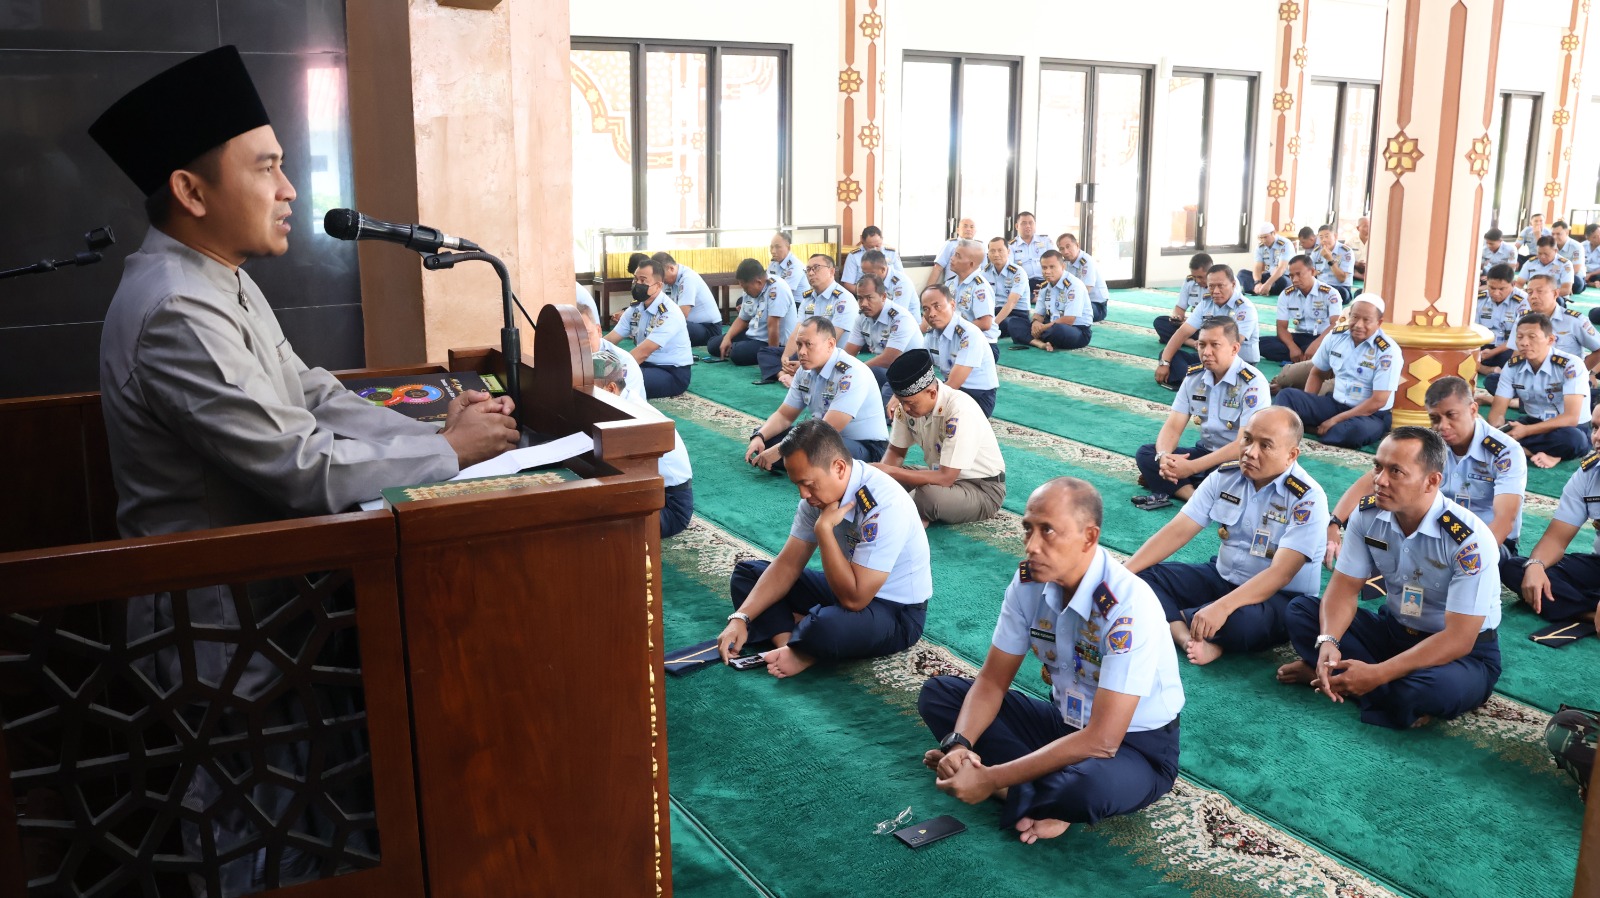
top-left (962, 386), bottom-right (997, 418)
top-left (1161, 350), bottom-right (1200, 387)
top-left (707, 334), bottom-right (785, 379)
top-left (1515, 422), bottom-right (1591, 459)
top-left (1500, 553), bottom-right (1600, 622)
top-left (1091, 301), bottom-right (1108, 323)
top-left (1137, 561), bottom-right (1294, 653)
top-left (762, 426), bottom-right (886, 473)
top-left (639, 362), bottom-right (692, 398)
top-left (1038, 323), bottom-right (1092, 350)
top-left (729, 560), bottom-right (925, 662)
top-left (1285, 597), bottom-right (1501, 729)
top-left (1005, 310), bottom-right (1035, 346)
top-left (1238, 271), bottom-right (1290, 295)
top-left (1259, 332), bottom-right (1320, 363)
top-left (661, 482), bottom-right (694, 540)
top-left (1273, 389), bottom-right (1390, 448)
top-left (1153, 315), bottom-right (1184, 346)
top-left (916, 675), bottom-right (1180, 828)
top-left (685, 320), bottom-right (723, 347)
top-left (1133, 444), bottom-right (1214, 497)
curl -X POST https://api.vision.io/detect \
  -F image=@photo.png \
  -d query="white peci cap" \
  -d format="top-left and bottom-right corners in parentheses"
top-left (1351, 293), bottom-right (1385, 315)
top-left (1256, 221), bottom-right (1277, 236)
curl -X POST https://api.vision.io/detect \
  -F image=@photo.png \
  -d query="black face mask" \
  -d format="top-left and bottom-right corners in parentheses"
top-left (631, 283), bottom-right (651, 303)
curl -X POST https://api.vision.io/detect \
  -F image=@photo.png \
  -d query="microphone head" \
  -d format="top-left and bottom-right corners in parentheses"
top-left (324, 208), bottom-right (360, 240)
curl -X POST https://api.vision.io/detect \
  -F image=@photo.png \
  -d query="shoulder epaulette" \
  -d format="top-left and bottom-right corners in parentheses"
top-left (834, 359), bottom-right (851, 373)
top-left (1551, 353), bottom-right (1571, 367)
top-left (1216, 461), bottom-right (1241, 473)
top-left (1239, 367), bottom-right (1258, 382)
top-left (1358, 494), bottom-right (1378, 510)
top-left (1509, 353), bottom-right (1524, 365)
top-left (1477, 290), bottom-right (1489, 299)
top-left (1284, 474), bottom-right (1310, 498)
top-left (1333, 323), bottom-right (1352, 333)
top-left (1481, 433), bottom-right (1507, 457)
top-left (1006, 263), bottom-right (1021, 274)
top-left (854, 484), bottom-right (878, 513)
top-left (1566, 307), bottom-right (1582, 317)
top-left (1230, 295), bottom-right (1247, 307)
top-left (1438, 509), bottom-right (1473, 545)
top-left (1373, 334), bottom-right (1391, 351)
top-left (802, 289), bottom-right (815, 298)
top-left (1017, 559), bottom-right (1033, 582)
top-left (1581, 451), bottom-right (1600, 471)
top-left (1187, 363), bottom-right (1205, 375)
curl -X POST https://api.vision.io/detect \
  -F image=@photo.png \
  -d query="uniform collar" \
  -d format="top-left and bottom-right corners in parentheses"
top-left (813, 280), bottom-right (840, 296)
top-left (1063, 548), bottom-right (1111, 621)
top-left (937, 316), bottom-right (965, 342)
top-left (1374, 491), bottom-right (1448, 538)
top-left (1209, 355), bottom-right (1247, 387)
top-left (1463, 417), bottom-right (1496, 462)
top-left (874, 302), bottom-right (898, 325)
top-left (142, 226), bottom-right (244, 296)
top-left (928, 381), bottom-right (957, 418)
top-left (953, 269), bottom-right (983, 288)
top-left (1259, 461), bottom-right (1305, 499)
top-left (1046, 274), bottom-right (1069, 291)
top-left (1348, 327), bottom-right (1386, 350)
top-left (818, 345), bottom-right (849, 378)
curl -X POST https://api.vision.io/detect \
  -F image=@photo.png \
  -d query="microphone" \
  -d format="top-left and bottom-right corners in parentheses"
top-left (323, 208), bottom-right (480, 254)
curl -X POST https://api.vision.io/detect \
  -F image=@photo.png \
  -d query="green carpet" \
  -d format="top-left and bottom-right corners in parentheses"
top-left (650, 290), bottom-right (1596, 897)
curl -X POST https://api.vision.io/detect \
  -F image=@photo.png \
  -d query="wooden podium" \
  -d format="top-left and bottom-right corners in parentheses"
top-left (0, 304), bottom-right (677, 897)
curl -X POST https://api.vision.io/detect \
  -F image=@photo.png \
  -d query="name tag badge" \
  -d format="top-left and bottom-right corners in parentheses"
top-left (1220, 491), bottom-right (1242, 505)
top-left (1363, 535), bottom-right (1389, 551)
top-left (1251, 528), bottom-right (1271, 558)
top-left (1400, 583), bottom-right (1425, 617)
top-left (1029, 626), bottom-right (1057, 643)
top-left (1062, 688), bottom-right (1087, 729)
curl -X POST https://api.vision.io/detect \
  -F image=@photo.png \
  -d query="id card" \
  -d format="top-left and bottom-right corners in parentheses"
top-left (1062, 689), bottom-right (1088, 729)
top-left (1250, 528), bottom-right (1271, 558)
top-left (1453, 490), bottom-right (1471, 509)
top-left (1399, 583), bottom-right (1425, 618)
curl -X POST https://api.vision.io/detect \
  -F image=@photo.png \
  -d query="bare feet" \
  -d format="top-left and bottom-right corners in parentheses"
top-left (1031, 339), bottom-right (1054, 352)
top-left (1168, 620), bottom-right (1191, 652)
top-left (1186, 639), bottom-right (1224, 665)
top-left (778, 372), bottom-right (795, 388)
top-left (763, 645), bottom-right (815, 678)
top-left (1276, 660), bottom-right (1316, 684)
top-left (1015, 816), bottom-right (1070, 844)
top-left (1409, 715), bottom-right (1434, 729)
top-left (1530, 452), bottom-right (1560, 469)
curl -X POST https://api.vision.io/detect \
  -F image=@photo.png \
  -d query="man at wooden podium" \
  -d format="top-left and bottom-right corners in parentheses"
top-left (86, 46), bottom-right (519, 894)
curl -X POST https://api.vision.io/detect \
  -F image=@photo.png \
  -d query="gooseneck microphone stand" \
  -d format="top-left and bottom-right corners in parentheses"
top-left (0, 226), bottom-right (116, 281)
top-left (423, 250), bottom-right (524, 426)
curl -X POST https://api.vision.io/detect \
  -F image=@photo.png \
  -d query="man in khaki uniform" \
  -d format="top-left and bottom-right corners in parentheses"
top-left (873, 349), bottom-right (1007, 525)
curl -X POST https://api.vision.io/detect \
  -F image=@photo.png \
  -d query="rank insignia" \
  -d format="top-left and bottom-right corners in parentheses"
top-left (1037, 618), bottom-right (1052, 631)
top-left (855, 485), bottom-right (878, 514)
top-left (1438, 510), bottom-right (1473, 544)
top-left (1018, 560), bottom-right (1034, 582)
top-left (835, 360), bottom-right (851, 373)
top-left (1359, 494), bottom-right (1378, 511)
top-left (1218, 525), bottom-right (1230, 540)
top-left (1092, 583), bottom-right (1117, 619)
top-left (1455, 547), bottom-right (1481, 574)
top-left (1045, 649), bottom-right (1057, 662)
top-left (1284, 474), bottom-right (1310, 498)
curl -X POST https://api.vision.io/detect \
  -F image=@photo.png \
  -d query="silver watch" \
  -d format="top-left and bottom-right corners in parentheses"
top-left (727, 611), bottom-right (751, 624)
top-left (1314, 634), bottom-right (1340, 650)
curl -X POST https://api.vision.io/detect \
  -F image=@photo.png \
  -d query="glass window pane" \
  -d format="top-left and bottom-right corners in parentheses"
top-left (718, 54), bottom-right (781, 230)
top-left (899, 60), bottom-right (954, 257)
top-left (1483, 97), bottom-right (1505, 230)
top-left (1295, 83), bottom-right (1339, 231)
top-left (1036, 68), bottom-right (1087, 244)
top-left (957, 63), bottom-right (1013, 241)
top-left (1334, 85), bottom-right (1376, 239)
top-left (1091, 70), bottom-right (1145, 282)
top-left (570, 49), bottom-right (635, 271)
top-left (645, 51), bottom-right (709, 242)
top-left (1160, 75), bottom-right (1205, 250)
top-left (1498, 95), bottom-right (1537, 233)
top-left (1206, 76), bottom-right (1252, 248)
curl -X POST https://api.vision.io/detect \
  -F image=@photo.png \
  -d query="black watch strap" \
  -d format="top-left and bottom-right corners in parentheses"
top-left (939, 732), bottom-right (973, 753)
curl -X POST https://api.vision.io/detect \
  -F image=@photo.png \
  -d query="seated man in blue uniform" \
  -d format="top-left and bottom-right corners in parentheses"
top-left (1057, 233), bottom-right (1110, 322)
top-left (1135, 316), bottom-right (1269, 510)
top-left (841, 226), bottom-right (904, 295)
top-left (1475, 264), bottom-right (1530, 389)
top-left (1479, 228), bottom-right (1515, 284)
top-left (1259, 255), bottom-right (1342, 363)
top-left (1328, 376), bottom-right (1525, 560)
top-left (1272, 294), bottom-right (1401, 449)
top-left (842, 272), bottom-right (922, 400)
top-left (921, 284), bottom-right (1001, 418)
top-left (982, 237), bottom-right (1032, 348)
top-left (1278, 427), bottom-right (1502, 729)
top-left (718, 420), bottom-right (931, 677)
top-left (1517, 213), bottom-right (1551, 265)
top-left (1500, 404), bottom-right (1600, 644)
top-left (1516, 236), bottom-right (1575, 301)
top-left (710, 258), bottom-right (797, 384)
top-left (654, 251), bottom-right (723, 346)
top-left (916, 477), bottom-right (1184, 844)
top-left (1311, 225), bottom-right (1355, 301)
top-left (1024, 250), bottom-right (1094, 351)
top-left (1240, 221), bottom-right (1293, 296)
top-left (1487, 313), bottom-right (1592, 468)
top-left (747, 317), bottom-right (889, 472)
top-left (1154, 253), bottom-right (1212, 346)
top-left (1126, 407), bottom-right (1329, 665)
top-left (603, 258), bottom-right (695, 398)
top-left (1154, 263), bottom-right (1260, 389)
top-left (592, 354), bottom-right (694, 538)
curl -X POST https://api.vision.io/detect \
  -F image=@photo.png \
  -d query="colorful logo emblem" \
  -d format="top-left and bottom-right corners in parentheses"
top-left (1495, 454), bottom-right (1512, 473)
top-left (1292, 503), bottom-right (1312, 525)
top-left (861, 521), bottom-right (878, 542)
top-left (1455, 547), bottom-right (1481, 574)
top-left (945, 418), bottom-right (959, 437)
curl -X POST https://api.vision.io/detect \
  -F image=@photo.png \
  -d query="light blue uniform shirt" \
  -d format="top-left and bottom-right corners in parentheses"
top-left (737, 278), bottom-right (797, 345)
top-left (1276, 282), bottom-right (1343, 336)
top-left (1518, 226), bottom-right (1552, 251)
top-left (798, 281), bottom-right (859, 335)
top-left (934, 239), bottom-right (960, 268)
top-left (1182, 461), bottom-right (1329, 596)
top-left (780, 346), bottom-right (890, 442)
top-left (619, 294), bottom-right (693, 367)
top-left (841, 247), bottom-right (905, 286)
top-left (1335, 493), bottom-right (1501, 633)
top-left (1254, 235), bottom-right (1295, 273)
top-left (1585, 241), bottom-right (1600, 277)
top-left (1176, 276), bottom-right (1208, 314)
top-left (1494, 349), bottom-right (1590, 422)
top-left (847, 300), bottom-right (923, 356)
top-left (927, 315), bottom-right (999, 390)
top-left (1035, 272), bottom-right (1091, 323)
top-left (1518, 256), bottom-right (1574, 288)
top-left (1185, 290), bottom-right (1261, 363)
top-left (1066, 252), bottom-right (1110, 306)
top-left (1172, 355), bottom-right (1270, 452)
top-left (1558, 237), bottom-right (1586, 277)
top-left (1553, 452), bottom-right (1600, 553)
top-left (947, 269), bottom-right (998, 342)
top-left (992, 549), bottom-right (1185, 731)
top-left (769, 254), bottom-right (806, 297)
top-left (669, 265), bottom-right (721, 324)
top-left (789, 460), bottom-right (932, 605)
top-left (1474, 289), bottom-right (1530, 346)
top-left (1551, 307), bottom-right (1600, 358)
top-left (1480, 242), bottom-right (1516, 276)
top-left (1311, 326), bottom-right (1403, 410)
top-left (1007, 235), bottom-right (1053, 280)
top-left (1312, 242), bottom-right (1354, 288)
top-left (599, 338), bottom-right (646, 405)
top-left (1443, 417), bottom-right (1526, 542)
top-left (982, 261), bottom-right (1031, 316)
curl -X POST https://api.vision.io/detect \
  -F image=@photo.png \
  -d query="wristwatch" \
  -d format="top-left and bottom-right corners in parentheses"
top-left (939, 732), bottom-right (973, 753)
top-left (1328, 515), bottom-right (1345, 530)
top-left (1314, 634), bottom-right (1340, 650)
top-left (727, 611), bottom-right (751, 624)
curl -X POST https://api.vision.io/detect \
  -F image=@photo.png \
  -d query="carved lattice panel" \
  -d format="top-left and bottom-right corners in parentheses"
top-left (0, 570), bottom-right (381, 897)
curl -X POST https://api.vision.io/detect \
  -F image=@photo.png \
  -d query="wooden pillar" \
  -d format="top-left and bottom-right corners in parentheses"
top-left (1266, 0), bottom-right (1312, 231)
top-left (837, 0), bottom-right (886, 237)
top-left (1577, 757), bottom-right (1599, 897)
top-left (1367, 0), bottom-right (1501, 427)
top-left (1542, 0), bottom-right (1592, 223)
top-left (346, 0), bottom-right (576, 366)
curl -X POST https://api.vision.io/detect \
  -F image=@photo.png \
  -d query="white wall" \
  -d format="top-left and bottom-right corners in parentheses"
top-left (571, 0), bottom-right (1598, 287)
